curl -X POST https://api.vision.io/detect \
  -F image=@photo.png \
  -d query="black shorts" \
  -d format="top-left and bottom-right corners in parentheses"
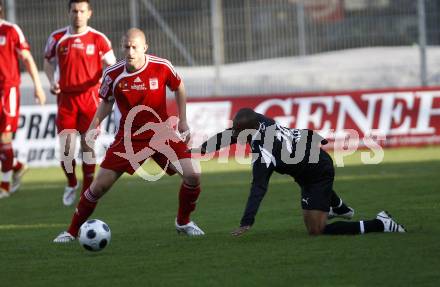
top-left (299, 162), bottom-right (335, 212)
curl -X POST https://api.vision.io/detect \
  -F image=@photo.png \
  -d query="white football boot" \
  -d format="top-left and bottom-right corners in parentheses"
top-left (53, 231), bottom-right (75, 243)
top-left (62, 183), bottom-right (79, 206)
top-left (175, 219), bottom-right (205, 236)
top-left (0, 188), bottom-right (10, 199)
top-left (11, 163), bottom-right (29, 194)
top-left (376, 211), bottom-right (406, 233)
top-left (328, 206), bottom-right (355, 220)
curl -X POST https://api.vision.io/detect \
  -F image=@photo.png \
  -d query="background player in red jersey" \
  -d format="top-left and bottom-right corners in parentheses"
top-left (43, 0), bottom-right (116, 206)
top-left (53, 28), bottom-right (204, 242)
top-left (0, 0), bottom-right (46, 199)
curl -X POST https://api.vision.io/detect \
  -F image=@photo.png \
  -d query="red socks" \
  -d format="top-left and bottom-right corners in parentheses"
top-left (67, 188), bottom-right (99, 237)
top-left (0, 181), bottom-right (10, 191)
top-left (67, 182), bottom-right (201, 236)
top-left (61, 160), bottom-right (78, 188)
top-left (12, 160), bottom-right (24, 173)
top-left (61, 160), bottom-right (95, 193)
top-left (81, 163), bottom-right (95, 195)
top-left (177, 183), bottom-right (201, 225)
top-left (0, 143), bottom-right (14, 192)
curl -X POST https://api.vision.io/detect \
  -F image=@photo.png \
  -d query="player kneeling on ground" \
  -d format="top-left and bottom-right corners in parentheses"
top-left (53, 28), bottom-right (204, 243)
top-left (192, 108), bottom-right (406, 236)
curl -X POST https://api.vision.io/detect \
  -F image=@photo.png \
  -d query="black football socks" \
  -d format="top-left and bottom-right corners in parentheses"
top-left (330, 191), bottom-right (352, 215)
top-left (323, 219), bottom-right (384, 235)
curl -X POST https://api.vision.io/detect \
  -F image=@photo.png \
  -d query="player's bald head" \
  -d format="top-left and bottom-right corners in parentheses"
top-left (124, 28), bottom-right (147, 45)
top-left (123, 28), bottom-right (149, 70)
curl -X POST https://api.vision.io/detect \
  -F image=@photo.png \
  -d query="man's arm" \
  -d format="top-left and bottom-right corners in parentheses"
top-left (88, 99), bottom-right (114, 132)
top-left (102, 50), bottom-right (116, 68)
top-left (194, 128), bottom-right (237, 154)
top-left (174, 82), bottom-right (191, 143)
top-left (232, 160), bottom-right (274, 236)
top-left (83, 99), bottom-right (114, 159)
top-left (43, 58), bottom-right (60, 95)
top-left (20, 50), bottom-right (46, 105)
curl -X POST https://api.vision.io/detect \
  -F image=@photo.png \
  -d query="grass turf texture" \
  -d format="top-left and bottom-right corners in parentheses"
top-left (1, 147), bottom-right (439, 286)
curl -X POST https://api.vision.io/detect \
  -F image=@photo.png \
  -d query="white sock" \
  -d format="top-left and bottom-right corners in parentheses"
top-left (336, 198), bottom-right (343, 208)
top-left (359, 221), bottom-right (365, 234)
top-left (2, 170), bottom-right (12, 182)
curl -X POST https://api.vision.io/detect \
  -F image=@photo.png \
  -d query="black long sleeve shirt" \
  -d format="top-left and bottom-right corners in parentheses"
top-left (200, 113), bottom-right (331, 226)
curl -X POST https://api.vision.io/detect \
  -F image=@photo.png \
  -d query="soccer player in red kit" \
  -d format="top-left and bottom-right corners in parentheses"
top-left (53, 28), bottom-right (204, 242)
top-left (43, 0), bottom-right (116, 206)
top-left (0, 1), bottom-right (46, 199)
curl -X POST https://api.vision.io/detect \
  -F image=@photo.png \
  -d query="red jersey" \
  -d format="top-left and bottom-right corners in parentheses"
top-left (44, 26), bottom-right (113, 94)
top-left (0, 20), bottom-right (30, 87)
top-left (99, 55), bottom-right (182, 140)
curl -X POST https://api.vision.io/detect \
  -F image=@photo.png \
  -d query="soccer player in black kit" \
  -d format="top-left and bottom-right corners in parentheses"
top-left (194, 108), bottom-right (406, 236)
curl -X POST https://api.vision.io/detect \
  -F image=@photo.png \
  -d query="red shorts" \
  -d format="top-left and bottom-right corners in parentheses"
top-left (0, 86), bottom-right (20, 133)
top-left (100, 136), bottom-right (191, 175)
top-left (57, 88), bottom-right (100, 134)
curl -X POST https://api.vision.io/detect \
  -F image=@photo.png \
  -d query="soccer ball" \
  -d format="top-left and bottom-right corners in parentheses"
top-left (78, 219), bottom-right (111, 251)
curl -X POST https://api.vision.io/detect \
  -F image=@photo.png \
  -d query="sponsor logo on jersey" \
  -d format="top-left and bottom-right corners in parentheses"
top-left (0, 36), bottom-right (6, 46)
top-left (131, 77), bottom-right (147, 90)
top-left (71, 38), bottom-right (84, 49)
top-left (149, 78), bottom-right (158, 90)
top-left (86, 44), bottom-right (95, 55)
top-left (131, 84), bottom-right (147, 91)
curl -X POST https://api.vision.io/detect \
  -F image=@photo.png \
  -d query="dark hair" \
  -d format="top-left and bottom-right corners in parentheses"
top-left (68, 0), bottom-right (91, 10)
top-left (234, 108), bottom-right (257, 121)
top-left (233, 108), bottom-right (258, 130)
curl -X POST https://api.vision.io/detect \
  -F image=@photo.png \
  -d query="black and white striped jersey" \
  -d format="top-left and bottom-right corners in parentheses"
top-left (199, 113), bottom-right (332, 226)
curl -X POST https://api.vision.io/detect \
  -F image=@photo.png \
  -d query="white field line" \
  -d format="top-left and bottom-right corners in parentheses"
top-left (0, 223), bottom-right (65, 230)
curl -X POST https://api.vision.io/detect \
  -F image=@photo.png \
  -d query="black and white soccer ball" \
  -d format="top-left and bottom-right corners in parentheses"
top-left (78, 219), bottom-right (111, 252)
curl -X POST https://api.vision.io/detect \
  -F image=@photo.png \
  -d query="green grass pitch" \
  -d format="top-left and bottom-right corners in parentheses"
top-left (1, 147), bottom-right (440, 286)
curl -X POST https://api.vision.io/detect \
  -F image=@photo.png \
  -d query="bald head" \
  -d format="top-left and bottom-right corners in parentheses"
top-left (123, 28), bottom-right (148, 71)
top-left (124, 28), bottom-right (147, 45)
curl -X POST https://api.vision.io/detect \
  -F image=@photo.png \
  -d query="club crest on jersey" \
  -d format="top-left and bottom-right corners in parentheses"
top-left (0, 36), bottom-right (6, 46)
top-left (86, 44), bottom-right (95, 55)
top-left (149, 78), bottom-right (158, 90)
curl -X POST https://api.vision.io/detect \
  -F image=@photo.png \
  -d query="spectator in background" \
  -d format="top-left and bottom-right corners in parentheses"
top-left (0, 0), bottom-right (46, 199)
top-left (43, 0), bottom-right (116, 206)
